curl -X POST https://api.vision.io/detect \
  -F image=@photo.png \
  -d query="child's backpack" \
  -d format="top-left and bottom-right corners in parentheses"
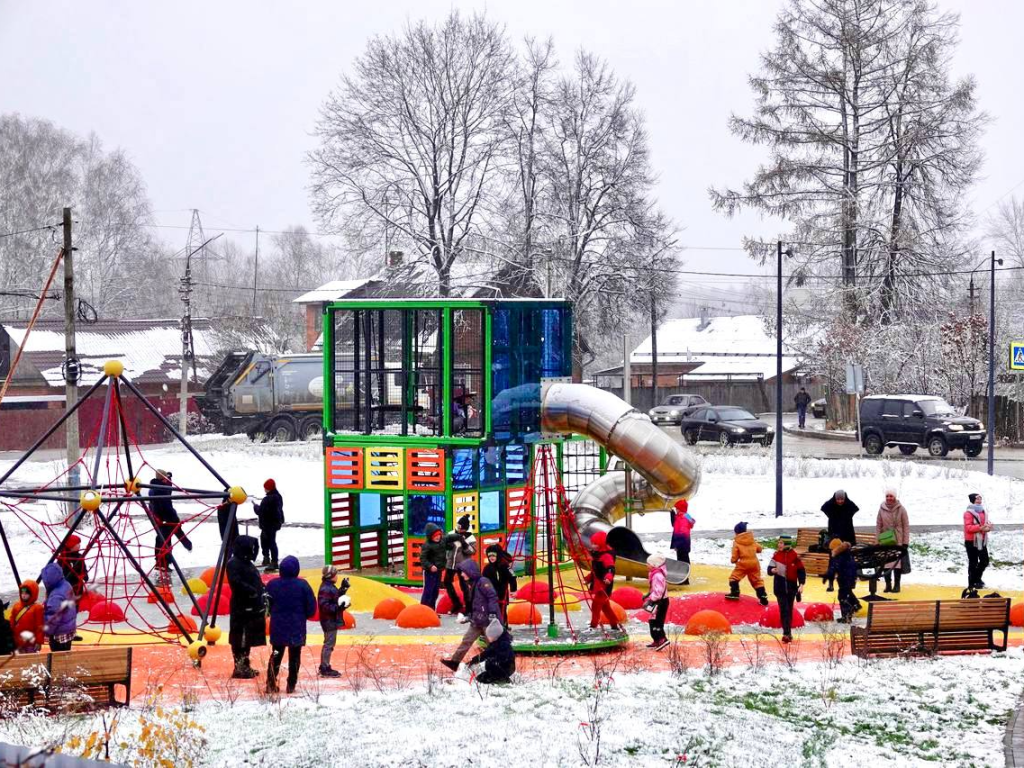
top-left (809, 529), bottom-right (830, 553)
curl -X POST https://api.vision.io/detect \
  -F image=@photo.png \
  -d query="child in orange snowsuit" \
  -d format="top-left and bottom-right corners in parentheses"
top-left (727, 522), bottom-right (769, 606)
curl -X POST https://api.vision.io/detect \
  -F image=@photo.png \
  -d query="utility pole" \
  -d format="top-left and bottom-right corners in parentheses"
top-left (63, 207), bottom-right (80, 511)
top-left (988, 250), bottom-right (1002, 476)
top-left (650, 297), bottom-right (659, 408)
top-left (178, 212), bottom-right (206, 437)
top-left (252, 226), bottom-right (260, 343)
top-left (775, 240), bottom-right (785, 518)
top-left (968, 277), bottom-right (978, 315)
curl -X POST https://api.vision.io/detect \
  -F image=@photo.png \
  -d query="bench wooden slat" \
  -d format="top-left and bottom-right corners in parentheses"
top-left (851, 598), bottom-right (1009, 658)
top-left (0, 647), bottom-right (131, 709)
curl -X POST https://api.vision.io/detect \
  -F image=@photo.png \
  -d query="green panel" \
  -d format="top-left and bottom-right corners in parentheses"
top-left (483, 308), bottom-right (492, 435)
top-left (322, 307), bottom-right (334, 432)
top-left (442, 307), bottom-right (452, 436)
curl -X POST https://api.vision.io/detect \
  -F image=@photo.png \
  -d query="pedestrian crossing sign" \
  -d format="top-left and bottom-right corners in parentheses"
top-left (1011, 343), bottom-right (1024, 371)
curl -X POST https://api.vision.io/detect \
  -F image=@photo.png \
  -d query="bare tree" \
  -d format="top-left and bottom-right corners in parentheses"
top-left (310, 12), bottom-right (516, 296)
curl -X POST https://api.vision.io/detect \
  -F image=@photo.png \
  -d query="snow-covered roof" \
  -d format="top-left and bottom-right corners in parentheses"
top-left (3, 318), bottom-right (226, 388)
top-left (630, 315), bottom-right (802, 382)
top-left (292, 279), bottom-right (373, 304)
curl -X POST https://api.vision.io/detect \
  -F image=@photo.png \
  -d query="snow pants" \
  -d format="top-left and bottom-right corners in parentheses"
top-left (729, 563), bottom-right (764, 590)
top-left (268, 644), bottom-right (301, 691)
top-left (775, 583), bottom-right (799, 637)
top-left (421, 569), bottom-right (441, 608)
top-left (589, 589), bottom-right (620, 629)
top-left (648, 597), bottom-right (670, 643)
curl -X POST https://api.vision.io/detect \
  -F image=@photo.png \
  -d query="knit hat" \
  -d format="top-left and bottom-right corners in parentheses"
top-left (673, 499), bottom-right (688, 514)
top-left (834, 490), bottom-right (846, 501)
top-left (646, 553), bottom-right (667, 568)
top-left (734, 521), bottom-right (748, 535)
top-left (457, 514), bottom-right (471, 531)
top-left (65, 534), bottom-right (81, 551)
top-left (590, 530), bottom-right (608, 549)
top-left (321, 565), bottom-right (338, 580)
top-left (829, 538), bottom-right (848, 555)
top-left (264, 479), bottom-right (276, 492)
top-left (778, 534), bottom-right (793, 546)
top-left (968, 493), bottom-right (980, 504)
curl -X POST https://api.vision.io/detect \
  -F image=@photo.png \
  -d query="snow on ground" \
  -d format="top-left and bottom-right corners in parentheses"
top-left (3, 650), bottom-right (1021, 766)
top-left (0, 437), bottom-right (1020, 594)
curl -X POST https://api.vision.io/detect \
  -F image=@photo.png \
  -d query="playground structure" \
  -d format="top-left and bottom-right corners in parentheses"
top-left (0, 360), bottom-right (244, 660)
top-left (320, 298), bottom-right (702, 606)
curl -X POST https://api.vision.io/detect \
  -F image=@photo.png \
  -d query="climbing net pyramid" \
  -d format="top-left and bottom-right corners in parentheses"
top-left (504, 444), bottom-right (628, 652)
top-left (0, 362), bottom-right (245, 656)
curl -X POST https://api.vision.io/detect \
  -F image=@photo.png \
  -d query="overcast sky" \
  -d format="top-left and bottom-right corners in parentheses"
top-left (2, 0), bottom-right (1022, 302)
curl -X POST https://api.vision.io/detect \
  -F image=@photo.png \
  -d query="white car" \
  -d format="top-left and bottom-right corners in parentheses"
top-left (648, 394), bottom-right (708, 425)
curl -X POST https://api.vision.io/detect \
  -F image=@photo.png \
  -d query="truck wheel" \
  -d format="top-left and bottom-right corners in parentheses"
top-left (299, 416), bottom-right (323, 441)
top-left (927, 435), bottom-right (949, 457)
top-left (863, 433), bottom-right (884, 455)
top-left (267, 418), bottom-right (296, 442)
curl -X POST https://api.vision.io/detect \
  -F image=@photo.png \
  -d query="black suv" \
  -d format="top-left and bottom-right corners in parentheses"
top-left (859, 395), bottom-right (985, 457)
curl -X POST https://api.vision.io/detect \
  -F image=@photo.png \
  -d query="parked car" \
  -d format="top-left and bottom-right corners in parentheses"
top-left (648, 394), bottom-right (708, 426)
top-left (811, 397), bottom-right (827, 419)
top-left (680, 406), bottom-right (774, 446)
top-left (859, 394), bottom-right (985, 457)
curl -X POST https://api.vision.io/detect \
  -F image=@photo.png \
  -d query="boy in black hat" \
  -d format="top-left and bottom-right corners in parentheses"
top-left (443, 515), bottom-right (476, 616)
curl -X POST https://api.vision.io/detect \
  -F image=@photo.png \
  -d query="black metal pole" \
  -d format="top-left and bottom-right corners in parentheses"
top-left (0, 376), bottom-right (108, 487)
top-left (988, 250), bottom-right (998, 476)
top-left (119, 376), bottom-right (230, 488)
top-left (544, 449), bottom-right (555, 631)
top-left (775, 240), bottom-right (783, 518)
top-left (0, 513), bottom-right (21, 586)
top-left (198, 501), bottom-right (238, 638)
top-left (113, 380), bottom-right (136, 482)
top-left (88, 382), bottom-right (115, 489)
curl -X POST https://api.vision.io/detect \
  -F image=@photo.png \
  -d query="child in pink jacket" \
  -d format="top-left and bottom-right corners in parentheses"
top-left (644, 553), bottom-right (670, 651)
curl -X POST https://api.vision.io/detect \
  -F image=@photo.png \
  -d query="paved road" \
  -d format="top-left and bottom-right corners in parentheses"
top-left (659, 412), bottom-right (1024, 480)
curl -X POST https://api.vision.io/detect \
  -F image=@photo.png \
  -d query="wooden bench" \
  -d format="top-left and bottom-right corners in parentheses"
top-left (793, 528), bottom-right (878, 576)
top-left (850, 598), bottom-right (1010, 658)
top-left (0, 647), bottom-right (132, 711)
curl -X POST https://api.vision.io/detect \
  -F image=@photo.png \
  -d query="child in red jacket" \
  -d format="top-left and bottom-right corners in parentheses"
top-left (10, 580), bottom-right (45, 653)
top-left (767, 535), bottom-right (806, 643)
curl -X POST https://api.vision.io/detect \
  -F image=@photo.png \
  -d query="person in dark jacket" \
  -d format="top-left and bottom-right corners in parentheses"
top-left (441, 560), bottom-right (499, 671)
top-left (442, 516), bottom-right (475, 615)
top-left (225, 535), bottom-right (266, 678)
top-left (253, 479), bottom-right (284, 571)
top-left (766, 535), bottom-right (806, 643)
top-left (57, 534), bottom-right (88, 598)
top-left (668, 499), bottom-right (694, 585)
top-left (824, 539), bottom-right (860, 622)
top-left (794, 387), bottom-right (812, 428)
top-left (148, 470), bottom-right (192, 590)
top-left (468, 620), bottom-right (516, 684)
top-left (317, 566), bottom-right (350, 677)
top-left (265, 555), bottom-right (316, 694)
top-left (41, 563), bottom-right (77, 652)
top-left (216, 496), bottom-right (240, 553)
top-left (587, 530), bottom-right (623, 631)
top-left (820, 490), bottom-right (859, 591)
top-left (482, 543), bottom-right (517, 625)
top-left (225, 536), bottom-right (264, 679)
top-left (419, 523), bottom-right (446, 608)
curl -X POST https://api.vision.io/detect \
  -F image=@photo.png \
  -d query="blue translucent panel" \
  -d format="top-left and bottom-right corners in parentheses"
top-left (541, 308), bottom-right (565, 377)
top-left (452, 449), bottom-right (476, 490)
top-left (505, 531), bottom-right (532, 575)
top-left (492, 308), bottom-right (511, 346)
top-left (480, 491), bottom-right (501, 532)
top-left (505, 444), bottom-right (528, 483)
top-left (408, 494), bottom-right (446, 536)
top-left (358, 494), bottom-right (383, 528)
top-left (479, 446), bottom-right (504, 486)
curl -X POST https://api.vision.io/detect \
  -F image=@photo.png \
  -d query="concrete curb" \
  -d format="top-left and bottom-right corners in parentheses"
top-left (782, 425), bottom-right (857, 442)
top-left (1005, 692), bottom-right (1024, 767)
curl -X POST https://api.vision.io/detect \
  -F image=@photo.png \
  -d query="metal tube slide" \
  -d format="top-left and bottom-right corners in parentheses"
top-left (541, 382), bottom-right (700, 584)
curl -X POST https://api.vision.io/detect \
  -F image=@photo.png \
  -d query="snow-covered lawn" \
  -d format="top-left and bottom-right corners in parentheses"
top-left (5, 650), bottom-right (1020, 766)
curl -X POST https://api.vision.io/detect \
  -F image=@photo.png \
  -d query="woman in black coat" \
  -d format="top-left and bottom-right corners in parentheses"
top-left (225, 535), bottom-right (266, 679)
top-left (820, 490), bottom-right (858, 591)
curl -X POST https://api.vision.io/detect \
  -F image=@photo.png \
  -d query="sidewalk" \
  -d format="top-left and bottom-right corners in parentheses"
top-left (782, 424), bottom-right (857, 441)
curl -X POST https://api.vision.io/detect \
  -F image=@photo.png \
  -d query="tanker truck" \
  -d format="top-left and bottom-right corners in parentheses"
top-left (197, 351), bottom-right (326, 441)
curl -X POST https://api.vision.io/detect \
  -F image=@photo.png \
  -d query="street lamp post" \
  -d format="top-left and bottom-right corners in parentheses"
top-left (988, 250), bottom-right (1002, 476)
top-left (775, 241), bottom-right (792, 518)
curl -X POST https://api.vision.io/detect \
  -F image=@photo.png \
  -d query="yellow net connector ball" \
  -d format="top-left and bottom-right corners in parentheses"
top-left (204, 626), bottom-right (223, 644)
top-left (124, 477), bottom-right (141, 494)
top-left (187, 640), bottom-right (208, 661)
top-left (80, 490), bottom-right (102, 512)
top-left (227, 486), bottom-right (247, 505)
top-left (103, 359), bottom-right (124, 378)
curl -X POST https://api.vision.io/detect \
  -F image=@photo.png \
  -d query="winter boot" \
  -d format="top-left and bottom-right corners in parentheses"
top-left (232, 655), bottom-right (259, 679)
top-left (755, 586), bottom-right (769, 607)
top-left (265, 562), bottom-right (279, 573)
top-left (725, 581), bottom-right (741, 601)
top-left (883, 571), bottom-right (892, 593)
top-left (825, 577), bottom-right (835, 593)
top-left (440, 658), bottom-right (460, 672)
top-left (318, 665), bottom-right (341, 678)
top-left (892, 571), bottom-right (901, 594)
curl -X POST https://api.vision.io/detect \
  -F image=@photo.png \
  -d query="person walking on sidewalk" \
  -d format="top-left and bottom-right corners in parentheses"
top-left (644, 553), bottom-right (670, 651)
top-left (669, 499), bottom-right (694, 585)
top-left (265, 555), bottom-right (316, 694)
top-left (317, 566), bottom-right (350, 678)
top-left (254, 479), bottom-right (284, 572)
top-left (964, 493), bottom-right (993, 591)
top-left (767, 535), bottom-right (805, 643)
top-left (794, 388), bottom-right (812, 429)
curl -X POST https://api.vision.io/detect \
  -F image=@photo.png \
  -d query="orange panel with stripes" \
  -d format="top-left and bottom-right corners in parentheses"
top-left (406, 537), bottom-right (426, 580)
top-left (326, 447), bottom-right (363, 490)
top-left (506, 486), bottom-right (530, 528)
top-left (405, 448), bottom-right (446, 492)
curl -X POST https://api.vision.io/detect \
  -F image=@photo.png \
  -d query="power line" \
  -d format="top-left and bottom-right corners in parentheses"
top-left (0, 224), bottom-right (58, 239)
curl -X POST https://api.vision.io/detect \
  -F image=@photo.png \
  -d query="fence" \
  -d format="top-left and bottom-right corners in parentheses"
top-left (600, 378), bottom-right (825, 414)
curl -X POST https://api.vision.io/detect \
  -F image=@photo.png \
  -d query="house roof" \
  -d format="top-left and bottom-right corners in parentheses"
top-left (292, 279), bottom-right (373, 304)
top-left (2, 318), bottom-right (227, 388)
top-left (630, 315), bottom-right (802, 382)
